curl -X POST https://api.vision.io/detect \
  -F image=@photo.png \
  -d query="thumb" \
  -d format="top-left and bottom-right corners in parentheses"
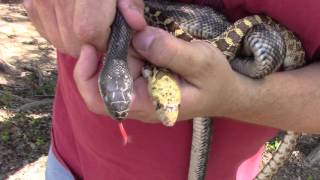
top-left (74, 45), bottom-right (100, 82)
top-left (132, 26), bottom-right (218, 83)
top-left (74, 44), bottom-right (106, 114)
top-left (118, 0), bottom-right (146, 31)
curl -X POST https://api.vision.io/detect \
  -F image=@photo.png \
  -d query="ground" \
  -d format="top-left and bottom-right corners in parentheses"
top-left (0, 1), bottom-right (319, 180)
top-left (0, 1), bottom-right (54, 179)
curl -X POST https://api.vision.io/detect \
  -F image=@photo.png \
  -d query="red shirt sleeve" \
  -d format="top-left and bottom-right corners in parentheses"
top-left (223, 0), bottom-right (320, 60)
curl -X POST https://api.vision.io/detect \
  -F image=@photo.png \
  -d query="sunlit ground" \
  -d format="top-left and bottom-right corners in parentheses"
top-left (0, 3), bottom-right (53, 179)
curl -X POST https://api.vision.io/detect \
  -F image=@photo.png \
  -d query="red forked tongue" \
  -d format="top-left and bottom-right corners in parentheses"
top-left (118, 122), bottom-right (128, 145)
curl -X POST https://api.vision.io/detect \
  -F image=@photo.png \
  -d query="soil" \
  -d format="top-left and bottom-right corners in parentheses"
top-left (0, 2), bottom-right (319, 180)
top-left (0, 2), bottom-right (54, 180)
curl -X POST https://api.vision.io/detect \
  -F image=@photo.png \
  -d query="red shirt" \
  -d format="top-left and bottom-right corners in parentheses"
top-left (51, 0), bottom-right (320, 179)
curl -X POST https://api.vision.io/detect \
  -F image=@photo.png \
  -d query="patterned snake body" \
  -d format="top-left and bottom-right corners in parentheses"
top-left (99, 1), bottom-right (305, 179)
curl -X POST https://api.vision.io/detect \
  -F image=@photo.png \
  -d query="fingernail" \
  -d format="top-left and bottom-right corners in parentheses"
top-left (133, 28), bottom-right (155, 51)
top-left (128, 3), bottom-right (142, 14)
top-left (121, 0), bottom-right (144, 17)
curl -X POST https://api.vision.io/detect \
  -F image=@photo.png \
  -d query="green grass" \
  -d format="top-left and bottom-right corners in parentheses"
top-left (0, 91), bottom-right (15, 107)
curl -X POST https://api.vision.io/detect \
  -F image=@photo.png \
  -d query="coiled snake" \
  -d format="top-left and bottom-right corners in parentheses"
top-left (98, 0), bottom-right (306, 179)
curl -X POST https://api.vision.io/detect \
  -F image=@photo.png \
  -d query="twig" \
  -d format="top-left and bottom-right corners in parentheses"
top-left (0, 58), bottom-right (20, 75)
top-left (0, 89), bottom-right (33, 103)
top-left (20, 64), bottom-right (44, 86)
top-left (32, 95), bottom-right (55, 98)
top-left (16, 98), bottom-right (53, 112)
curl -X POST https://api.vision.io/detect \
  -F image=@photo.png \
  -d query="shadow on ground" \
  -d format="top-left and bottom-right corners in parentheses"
top-left (0, 2), bottom-right (55, 179)
top-left (0, 111), bottom-right (51, 179)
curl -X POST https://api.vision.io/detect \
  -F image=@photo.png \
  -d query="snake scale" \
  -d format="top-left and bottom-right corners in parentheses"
top-left (98, 0), bottom-right (306, 179)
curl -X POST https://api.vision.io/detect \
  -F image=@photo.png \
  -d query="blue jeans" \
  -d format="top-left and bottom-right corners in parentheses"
top-left (45, 148), bottom-right (75, 180)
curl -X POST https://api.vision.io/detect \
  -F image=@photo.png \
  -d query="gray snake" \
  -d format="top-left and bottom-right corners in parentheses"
top-left (98, 0), bottom-right (306, 179)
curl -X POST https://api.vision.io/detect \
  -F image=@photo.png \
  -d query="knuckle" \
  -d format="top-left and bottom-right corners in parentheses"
top-left (170, 39), bottom-right (183, 62)
top-left (195, 42), bottom-right (216, 69)
top-left (86, 103), bottom-right (96, 113)
top-left (131, 0), bottom-right (145, 14)
top-left (23, 0), bottom-right (32, 11)
top-left (149, 30), bottom-right (176, 66)
top-left (74, 22), bottom-right (101, 43)
top-left (165, 38), bottom-right (181, 67)
top-left (186, 41), bottom-right (213, 75)
top-left (73, 66), bottom-right (80, 83)
top-left (85, 96), bottom-right (99, 113)
top-left (132, 0), bottom-right (145, 8)
top-left (55, 0), bottom-right (66, 7)
top-left (184, 54), bottom-right (199, 75)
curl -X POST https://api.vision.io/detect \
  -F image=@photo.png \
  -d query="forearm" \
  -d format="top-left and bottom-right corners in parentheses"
top-left (225, 62), bottom-right (320, 133)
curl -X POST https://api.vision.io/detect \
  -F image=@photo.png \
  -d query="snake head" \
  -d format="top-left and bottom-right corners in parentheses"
top-left (143, 66), bottom-right (181, 127)
top-left (99, 59), bottom-right (133, 121)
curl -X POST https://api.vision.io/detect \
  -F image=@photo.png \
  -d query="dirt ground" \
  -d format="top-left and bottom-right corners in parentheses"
top-left (0, 2), bottom-right (320, 180)
top-left (0, 2), bottom-right (54, 180)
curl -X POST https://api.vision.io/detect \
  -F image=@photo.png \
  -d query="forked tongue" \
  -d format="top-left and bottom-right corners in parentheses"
top-left (118, 122), bottom-right (129, 145)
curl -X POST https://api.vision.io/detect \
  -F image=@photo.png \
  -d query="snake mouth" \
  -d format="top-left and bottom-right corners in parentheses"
top-left (112, 111), bottom-right (129, 121)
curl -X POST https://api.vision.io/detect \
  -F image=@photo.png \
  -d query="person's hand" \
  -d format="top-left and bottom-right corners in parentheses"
top-left (74, 24), bottom-right (245, 122)
top-left (23, 0), bottom-right (151, 119)
top-left (130, 27), bottom-right (245, 122)
top-left (23, 0), bottom-right (146, 57)
top-left (24, 0), bottom-right (242, 122)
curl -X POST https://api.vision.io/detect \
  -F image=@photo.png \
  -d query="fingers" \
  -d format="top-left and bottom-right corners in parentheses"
top-left (127, 48), bottom-right (145, 80)
top-left (132, 26), bottom-right (237, 120)
top-left (131, 27), bottom-right (206, 119)
top-left (178, 80), bottom-right (203, 119)
top-left (73, 44), bottom-right (106, 114)
top-left (32, 0), bottom-right (63, 49)
top-left (23, 0), bottom-right (47, 40)
top-left (132, 27), bottom-right (221, 86)
top-left (118, 0), bottom-right (146, 31)
top-left (130, 76), bottom-right (159, 121)
top-left (25, 0), bottom-right (146, 57)
top-left (54, 0), bottom-right (81, 57)
top-left (73, 45), bottom-right (158, 120)
top-left (73, 0), bottom-right (146, 54)
top-left (73, 0), bottom-right (115, 53)
top-left (127, 47), bottom-right (159, 121)
top-left (24, 0), bottom-right (61, 50)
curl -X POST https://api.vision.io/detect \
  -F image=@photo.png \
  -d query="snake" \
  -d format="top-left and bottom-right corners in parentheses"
top-left (98, 0), bottom-right (306, 179)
